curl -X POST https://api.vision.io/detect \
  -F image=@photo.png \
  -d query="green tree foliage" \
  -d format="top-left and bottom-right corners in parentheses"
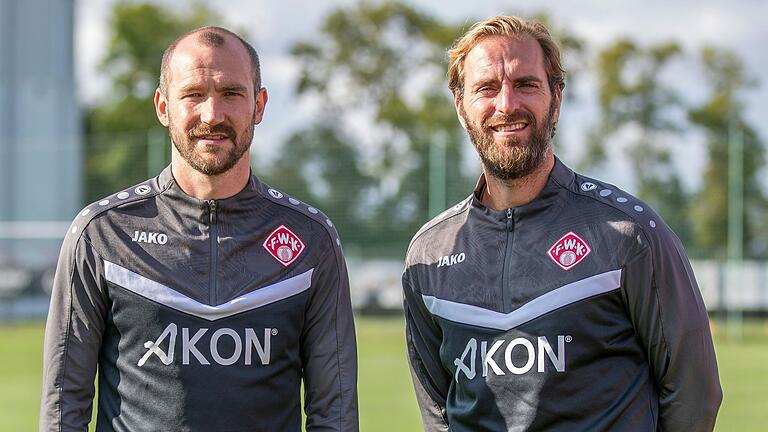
top-left (84, 1), bottom-right (222, 202)
top-left (264, 2), bottom-right (585, 254)
top-left (265, 125), bottom-right (375, 249)
top-left (263, 1), bottom-right (471, 253)
top-left (688, 47), bottom-right (767, 259)
top-left (585, 38), bottom-right (692, 243)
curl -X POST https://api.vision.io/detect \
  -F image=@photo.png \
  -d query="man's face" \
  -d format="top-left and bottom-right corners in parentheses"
top-left (456, 34), bottom-right (561, 181)
top-left (155, 34), bottom-right (267, 176)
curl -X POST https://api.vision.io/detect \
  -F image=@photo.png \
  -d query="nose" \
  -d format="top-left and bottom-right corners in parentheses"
top-left (495, 83), bottom-right (520, 115)
top-left (199, 96), bottom-right (225, 125)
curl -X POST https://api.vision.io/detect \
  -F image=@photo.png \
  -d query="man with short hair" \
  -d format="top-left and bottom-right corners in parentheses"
top-left (40, 26), bottom-right (358, 431)
top-left (403, 16), bottom-right (721, 431)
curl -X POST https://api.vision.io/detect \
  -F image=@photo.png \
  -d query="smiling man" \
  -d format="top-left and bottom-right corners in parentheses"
top-left (40, 27), bottom-right (358, 432)
top-left (403, 16), bottom-right (721, 431)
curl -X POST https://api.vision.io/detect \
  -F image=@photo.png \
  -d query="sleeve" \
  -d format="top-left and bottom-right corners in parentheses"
top-left (623, 226), bottom-right (722, 431)
top-left (300, 238), bottom-right (358, 432)
top-left (402, 272), bottom-right (450, 432)
top-left (39, 232), bottom-right (108, 431)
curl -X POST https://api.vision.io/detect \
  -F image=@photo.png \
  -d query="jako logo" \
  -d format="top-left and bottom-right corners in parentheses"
top-left (437, 253), bottom-right (465, 267)
top-left (138, 323), bottom-right (275, 367)
top-left (453, 335), bottom-right (571, 382)
top-left (132, 231), bottom-right (168, 245)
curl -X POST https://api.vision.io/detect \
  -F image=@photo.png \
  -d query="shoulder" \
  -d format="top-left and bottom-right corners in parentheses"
top-left (558, 167), bottom-right (680, 251)
top-left (255, 179), bottom-right (344, 252)
top-left (65, 176), bottom-right (164, 244)
top-left (405, 195), bottom-right (472, 263)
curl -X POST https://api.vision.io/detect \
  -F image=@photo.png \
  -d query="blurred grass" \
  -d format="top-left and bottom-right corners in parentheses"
top-left (2, 317), bottom-right (766, 431)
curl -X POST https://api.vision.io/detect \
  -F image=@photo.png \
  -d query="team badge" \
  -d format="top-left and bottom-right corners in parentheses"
top-left (263, 225), bottom-right (306, 267)
top-left (547, 231), bottom-right (591, 271)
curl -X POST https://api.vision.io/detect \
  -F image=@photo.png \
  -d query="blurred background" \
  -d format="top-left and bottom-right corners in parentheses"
top-left (1, 0), bottom-right (766, 430)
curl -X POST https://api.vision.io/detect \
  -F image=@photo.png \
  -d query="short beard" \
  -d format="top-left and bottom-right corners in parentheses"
top-left (169, 116), bottom-right (254, 176)
top-left (461, 99), bottom-right (557, 181)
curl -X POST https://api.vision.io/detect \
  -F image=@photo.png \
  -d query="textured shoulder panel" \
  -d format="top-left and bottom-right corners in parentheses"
top-left (256, 180), bottom-right (344, 251)
top-left (564, 172), bottom-right (666, 235)
top-left (65, 176), bottom-right (164, 240)
top-left (407, 195), bottom-right (473, 255)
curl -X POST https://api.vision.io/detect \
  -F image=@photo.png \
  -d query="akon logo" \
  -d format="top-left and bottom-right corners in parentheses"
top-left (437, 253), bottom-right (465, 267)
top-left (453, 335), bottom-right (571, 382)
top-left (138, 323), bottom-right (276, 367)
top-left (132, 231), bottom-right (168, 245)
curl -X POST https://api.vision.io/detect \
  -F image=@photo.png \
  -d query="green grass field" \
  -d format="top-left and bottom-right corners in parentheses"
top-left (2, 317), bottom-right (766, 431)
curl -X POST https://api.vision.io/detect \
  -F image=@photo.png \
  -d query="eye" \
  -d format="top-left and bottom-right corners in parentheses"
top-left (476, 85), bottom-right (497, 95)
top-left (224, 91), bottom-right (243, 97)
top-left (182, 92), bottom-right (203, 99)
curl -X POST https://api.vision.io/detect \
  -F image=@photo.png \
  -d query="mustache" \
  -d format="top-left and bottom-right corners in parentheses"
top-left (188, 123), bottom-right (236, 140)
top-left (483, 111), bottom-right (536, 129)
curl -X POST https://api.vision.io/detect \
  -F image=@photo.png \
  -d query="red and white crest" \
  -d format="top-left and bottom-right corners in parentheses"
top-left (547, 231), bottom-right (591, 271)
top-left (263, 225), bottom-right (306, 267)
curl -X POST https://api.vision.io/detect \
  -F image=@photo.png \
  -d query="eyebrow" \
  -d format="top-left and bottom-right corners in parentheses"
top-left (219, 84), bottom-right (248, 93)
top-left (515, 75), bottom-right (544, 84)
top-left (470, 75), bottom-right (544, 88)
top-left (176, 83), bottom-right (249, 94)
top-left (177, 84), bottom-right (205, 95)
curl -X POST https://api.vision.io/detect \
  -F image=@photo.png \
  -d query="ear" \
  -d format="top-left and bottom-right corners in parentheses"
top-left (454, 94), bottom-right (468, 130)
top-left (154, 88), bottom-right (170, 127)
top-left (253, 87), bottom-right (269, 125)
top-left (551, 86), bottom-right (563, 123)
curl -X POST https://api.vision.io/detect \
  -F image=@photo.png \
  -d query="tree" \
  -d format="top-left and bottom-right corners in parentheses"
top-left (263, 125), bottom-right (375, 248)
top-left (688, 47), bottom-right (767, 259)
top-left (584, 38), bottom-right (692, 243)
top-left (263, 1), bottom-right (469, 253)
top-left (84, 1), bottom-right (223, 202)
top-left (267, 2), bottom-right (585, 254)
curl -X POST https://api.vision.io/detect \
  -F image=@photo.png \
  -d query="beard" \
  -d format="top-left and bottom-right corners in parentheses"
top-left (461, 99), bottom-right (557, 181)
top-left (169, 115), bottom-right (254, 176)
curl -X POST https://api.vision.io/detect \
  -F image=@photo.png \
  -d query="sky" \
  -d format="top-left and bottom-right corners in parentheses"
top-left (74, 0), bottom-right (768, 193)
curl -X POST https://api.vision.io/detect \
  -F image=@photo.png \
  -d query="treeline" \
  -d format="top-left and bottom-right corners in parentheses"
top-left (83, 1), bottom-right (766, 259)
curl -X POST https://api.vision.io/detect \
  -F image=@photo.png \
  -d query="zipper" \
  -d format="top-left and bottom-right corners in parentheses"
top-left (501, 208), bottom-right (514, 309)
top-left (208, 199), bottom-right (218, 305)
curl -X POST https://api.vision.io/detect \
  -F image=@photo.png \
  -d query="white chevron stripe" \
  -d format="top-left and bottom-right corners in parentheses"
top-left (422, 269), bottom-right (622, 330)
top-left (104, 260), bottom-right (313, 321)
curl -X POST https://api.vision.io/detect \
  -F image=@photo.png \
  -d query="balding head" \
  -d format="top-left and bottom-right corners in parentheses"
top-left (158, 26), bottom-right (261, 96)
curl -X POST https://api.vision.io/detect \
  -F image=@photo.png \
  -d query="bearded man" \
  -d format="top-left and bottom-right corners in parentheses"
top-left (402, 15), bottom-right (721, 432)
top-left (40, 26), bottom-right (358, 432)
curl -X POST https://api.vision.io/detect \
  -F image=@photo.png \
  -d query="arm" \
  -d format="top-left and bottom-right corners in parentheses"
top-left (301, 240), bottom-right (358, 431)
top-left (40, 233), bottom-right (108, 431)
top-left (623, 226), bottom-right (722, 431)
top-left (403, 273), bottom-right (450, 432)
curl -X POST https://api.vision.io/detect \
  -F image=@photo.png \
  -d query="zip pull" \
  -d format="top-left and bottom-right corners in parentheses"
top-left (506, 208), bottom-right (513, 219)
top-left (208, 200), bottom-right (217, 224)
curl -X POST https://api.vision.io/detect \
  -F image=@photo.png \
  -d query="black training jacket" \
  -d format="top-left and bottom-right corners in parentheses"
top-left (403, 158), bottom-right (721, 431)
top-left (40, 166), bottom-right (358, 431)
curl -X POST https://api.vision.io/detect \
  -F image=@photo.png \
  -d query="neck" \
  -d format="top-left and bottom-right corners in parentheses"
top-left (481, 152), bottom-right (555, 210)
top-left (170, 150), bottom-right (251, 200)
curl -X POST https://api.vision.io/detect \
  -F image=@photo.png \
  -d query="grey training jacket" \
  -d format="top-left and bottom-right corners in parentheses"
top-left (403, 158), bottom-right (721, 431)
top-left (40, 166), bottom-right (358, 432)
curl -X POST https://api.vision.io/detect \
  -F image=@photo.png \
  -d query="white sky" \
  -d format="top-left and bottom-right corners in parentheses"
top-left (74, 0), bottom-right (768, 193)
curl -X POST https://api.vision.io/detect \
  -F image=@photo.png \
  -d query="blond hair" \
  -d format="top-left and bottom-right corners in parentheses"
top-left (447, 16), bottom-right (565, 100)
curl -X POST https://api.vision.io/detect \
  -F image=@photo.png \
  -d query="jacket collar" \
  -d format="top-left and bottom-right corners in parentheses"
top-left (156, 165), bottom-right (266, 222)
top-left (470, 156), bottom-right (576, 220)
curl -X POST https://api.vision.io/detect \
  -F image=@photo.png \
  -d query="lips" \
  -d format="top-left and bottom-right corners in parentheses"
top-left (485, 112), bottom-right (535, 136)
top-left (188, 123), bottom-right (236, 143)
top-left (491, 122), bottom-right (528, 133)
top-left (194, 134), bottom-right (229, 141)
